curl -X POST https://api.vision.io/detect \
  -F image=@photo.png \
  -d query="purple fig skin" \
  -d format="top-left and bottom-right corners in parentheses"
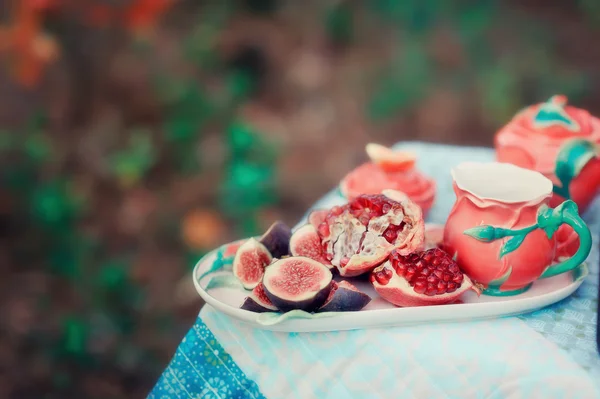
top-left (259, 221), bottom-right (292, 259)
top-left (240, 297), bottom-right (278, 313)
top-left (263, 257), bottom-right (333, 312)
top-left (317, 284), bottom-right (371, 312)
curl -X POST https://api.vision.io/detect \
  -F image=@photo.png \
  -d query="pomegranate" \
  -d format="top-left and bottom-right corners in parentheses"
top-left (371, 248), bottom-right (480, 307)
top-left (303, 191), bottom-right (424, 277)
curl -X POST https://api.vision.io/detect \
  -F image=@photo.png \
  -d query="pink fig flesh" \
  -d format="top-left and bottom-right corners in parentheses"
top-left (289, 224), bottom-right (333, 269)
top-left (232, 238), bottom-right (273, 290)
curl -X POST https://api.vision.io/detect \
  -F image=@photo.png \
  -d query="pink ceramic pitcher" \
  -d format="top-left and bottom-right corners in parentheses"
top-left (443, 162), bottom-right (591, 296)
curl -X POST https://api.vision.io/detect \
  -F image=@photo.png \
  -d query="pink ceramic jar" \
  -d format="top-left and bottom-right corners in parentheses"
top-left (495, 95), bottom-right (600, 213)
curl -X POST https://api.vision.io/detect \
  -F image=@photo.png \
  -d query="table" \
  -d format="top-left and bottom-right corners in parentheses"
top-left (149, 142), bottom-right (600, 399)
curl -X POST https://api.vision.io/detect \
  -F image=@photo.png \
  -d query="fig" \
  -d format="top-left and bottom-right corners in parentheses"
top-left (240, 282), bottom-right (278, 313)
top-left (308, 209), bottom-right (328, 229)
top-left (306, 191), bottom-right (424, 277)
top-left (259, 221), bottom-right (292, 259)
top-left (289, 224), bottom-right (333, 269)
top-left (317, 280), bottom-right (371, 312)
top-left (371, 248), bottom-right (480, 307)
top-left (232, 238), bottom-right (273, 290)
top-left (263, 256), bottom-right (333, 312)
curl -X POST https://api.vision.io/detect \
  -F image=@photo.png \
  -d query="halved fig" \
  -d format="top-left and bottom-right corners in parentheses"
top-left (317, 280), bottom-right (371, 312)
top-left (263, 257), bottom-right (333, 312)
top-left (240, 282), bottom-right (278, 313)
top-left (309, 191), bottom-right (424, 277)
top-left (232, 238), bottom-right (273, 290)
top-left (289, 224), bottom-right (333, 269)
top-left (365, 143), bottom-right (417, 173)
top-left (259, 221), bottom-right (292, 259)
top-left (308, 209), bottom-right (328, 229)
top-left (370, 248), bottom-right (479, 307)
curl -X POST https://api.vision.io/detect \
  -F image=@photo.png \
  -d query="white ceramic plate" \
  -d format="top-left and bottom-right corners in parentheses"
top-left (193, 226), bottom-right (588, 333)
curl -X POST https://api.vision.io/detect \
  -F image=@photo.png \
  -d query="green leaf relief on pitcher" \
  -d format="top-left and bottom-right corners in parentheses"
top-left (532, 95), bottom-right (579, 132)
top-left (553, 139), bottom-right (599, 199)
top-left (487, 266), bottom-right (512, 290)
top-left (464, 200), bottom-right (591, 281)
top-left (463, 201), bottom-right (577, 259)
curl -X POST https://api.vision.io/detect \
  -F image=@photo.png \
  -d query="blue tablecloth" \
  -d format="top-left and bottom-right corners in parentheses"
top-left (149, 142), bottom-right (600, 399)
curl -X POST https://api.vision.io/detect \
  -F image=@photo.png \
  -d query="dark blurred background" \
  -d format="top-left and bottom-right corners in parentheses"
top-left (1, 0), bottom-right (599, 397)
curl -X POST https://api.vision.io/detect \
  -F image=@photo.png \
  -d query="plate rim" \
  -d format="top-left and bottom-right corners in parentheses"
top-left (192, 246), bottom-right (586, 332)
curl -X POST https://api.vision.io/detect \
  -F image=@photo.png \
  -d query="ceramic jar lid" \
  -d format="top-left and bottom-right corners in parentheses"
top-left (495, 95), bottom-right (600, 173)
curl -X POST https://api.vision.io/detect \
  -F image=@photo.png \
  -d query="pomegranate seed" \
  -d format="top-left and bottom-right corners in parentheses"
top-left (340, 257), bottom-right (350, 268)
top-left (442, 273), bottom-right (451, 282)
top-left (447, 282), bottom-right (457, 292)
top-left (434, 270), bottom-right (444, 279)
top-left (427, 275), bottom-right (437, 283)
top-left (383, 268), bottom-right (393, 279)
top-left (382, 203), bottom-right (391, 213)
top-left (425, 283), bottom-right (437, 296)
top-left (437, 281), bottom-right (447, 294)
top-left (432, 257), bottom-right (441, 266)
top-left (369, 274), bottom-right (376, 283)
top-left (330, 205), bottom-right (343, 216)
top-left (449, 264), bottom-right (459, 273)
top-left (373, 270), bottom-right (391, 285)
top-left (420, 267), bottom-right (430, 276)
top-left (414, 281), bottom-right (427, 294)
top-left (453, 274), bottom-right (463, 284)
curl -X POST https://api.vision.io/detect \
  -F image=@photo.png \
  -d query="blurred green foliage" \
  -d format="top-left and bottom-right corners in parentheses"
top-left (1, 1), bottom-right (598, 397)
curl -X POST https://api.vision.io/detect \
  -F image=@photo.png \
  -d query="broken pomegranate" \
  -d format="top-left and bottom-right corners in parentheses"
top-left (263, 256), bottom-right (333, 312)
top-left (371, 248), bottom-right (479, 307)
top-left (317, 280), bottom-right (371, 312)
top-left (232, 238), bottom-right (273, 290)
top-left (300, 191), bottom-right (424, 277)
top-left (240, 282), bottom-right (279, 313)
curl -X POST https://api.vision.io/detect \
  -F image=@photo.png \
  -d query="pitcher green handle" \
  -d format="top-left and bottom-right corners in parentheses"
top-left (464, 200), bottom-right (592, 278)
top-left (553, 139), bottom-right (598, 199)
